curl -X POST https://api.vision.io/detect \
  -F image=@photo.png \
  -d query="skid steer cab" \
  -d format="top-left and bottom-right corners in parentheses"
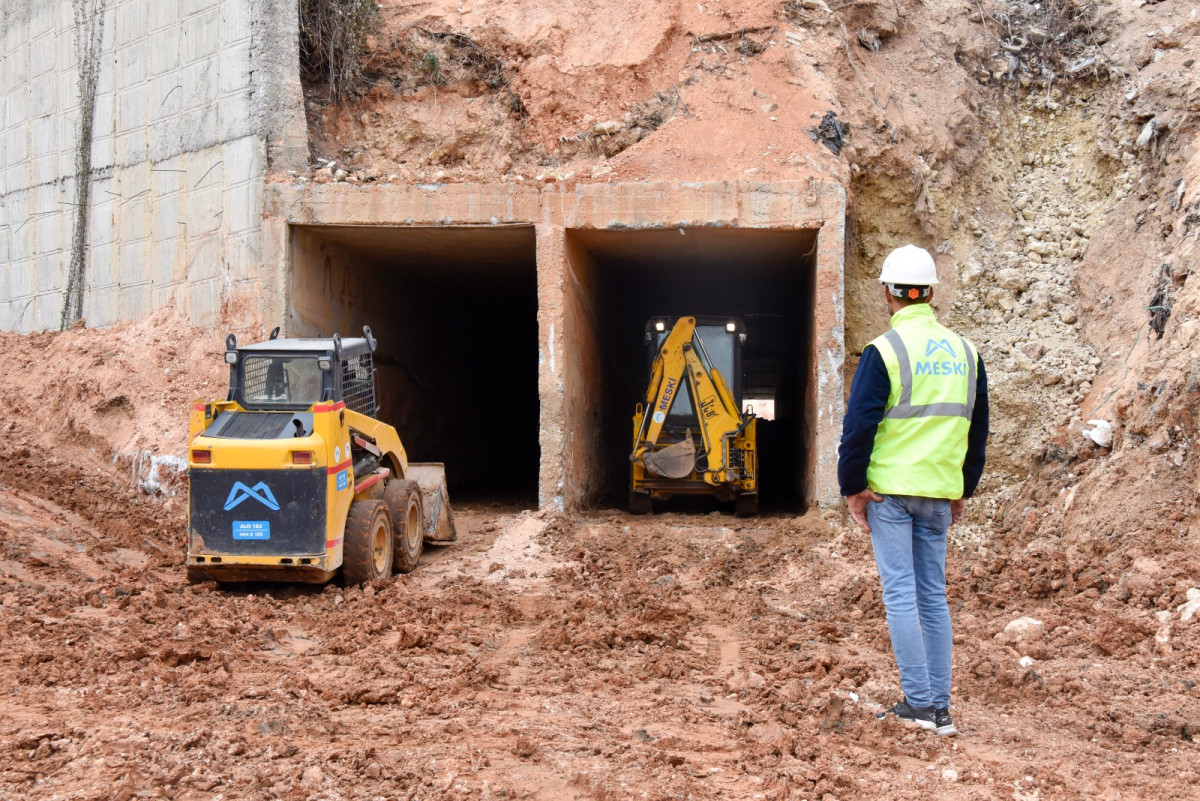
top-left (186, 326), bottom-right (455, 585)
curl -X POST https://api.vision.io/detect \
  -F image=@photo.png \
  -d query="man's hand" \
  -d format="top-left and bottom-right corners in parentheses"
top-left (847, 488), bottom-right (884, 532)
top-left (950, 498), bottom-right (965, 525)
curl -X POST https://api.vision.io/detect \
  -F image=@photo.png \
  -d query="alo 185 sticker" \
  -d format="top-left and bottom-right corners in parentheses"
top-left (232, 521), bottom-right (270, 540)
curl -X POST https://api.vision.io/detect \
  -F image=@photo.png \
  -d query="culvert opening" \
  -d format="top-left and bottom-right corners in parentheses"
top-left (288, 224), bottom-right (539, 505)
top-left (566, 227), bottom-right (818, 513)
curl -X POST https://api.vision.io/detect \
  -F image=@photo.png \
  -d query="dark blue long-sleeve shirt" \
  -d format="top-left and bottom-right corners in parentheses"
top-left (838, 344), bottom-right (989, 498)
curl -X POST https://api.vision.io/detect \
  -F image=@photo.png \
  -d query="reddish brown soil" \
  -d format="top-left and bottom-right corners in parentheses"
top-left (0, 311), bottom-right (1197, 800)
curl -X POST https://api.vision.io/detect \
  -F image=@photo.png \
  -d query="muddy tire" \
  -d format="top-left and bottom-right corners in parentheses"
top-left (384, 479), bottom-right (424, 574)
top-left (629, 491), bottom-right (653, 515)
top-left (734, 493), bottom-right (759, 518)
top-left (343, 499), bottom-right (394, 584)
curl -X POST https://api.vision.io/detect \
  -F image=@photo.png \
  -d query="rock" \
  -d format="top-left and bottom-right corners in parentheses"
top-left (1059, 308), bottom-right (1078, 324)
top-left (301, 766), bottom-right (324, 787)
top-left (1178, 589), bottom-right (1200, 622)
top-left (994, 269), bottom-right (1029, 293)
top-left (1021, 342), bottom-right (1047, 360)
top-left (1146, 426), bottom-right (1171, 453)
top-left (1001, 616), bottom-right (1045, 640)
top-left (591, 120), bottom-right (623, 136)
top-left (1084, 419), bottom-right (1114, 448)
top-left (333, 169), bottom-right (347, 182)
top-left (961, 259), bottom-right (985, 283)
top-left (1135, 118), bottom-right (1160, 149)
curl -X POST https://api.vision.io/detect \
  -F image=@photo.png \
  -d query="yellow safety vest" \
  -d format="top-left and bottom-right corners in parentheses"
top-left (866, 304), bottom-right (978, 499)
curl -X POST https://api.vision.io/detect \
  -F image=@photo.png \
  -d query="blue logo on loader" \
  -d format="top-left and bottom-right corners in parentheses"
top-left (224, 482), bottom-right (280, 511)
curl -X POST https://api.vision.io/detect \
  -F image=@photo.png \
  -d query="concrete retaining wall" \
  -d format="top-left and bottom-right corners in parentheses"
top-left (0, 0), bottom-right (305, 332)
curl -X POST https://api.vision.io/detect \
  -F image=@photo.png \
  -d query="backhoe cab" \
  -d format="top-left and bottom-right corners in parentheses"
top-left (630, 316), bottom-right (758, 516)
top-left (186, 326), bottom-right (455, 584)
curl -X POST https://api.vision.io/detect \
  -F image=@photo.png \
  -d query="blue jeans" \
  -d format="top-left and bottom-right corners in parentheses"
top-left (867, 494), bottom-right (952, 709)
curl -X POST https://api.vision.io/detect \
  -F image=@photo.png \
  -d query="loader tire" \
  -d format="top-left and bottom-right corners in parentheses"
top-left (629, 491), bottom-right (653, 515)
top-left (384, 479), bottom-right (424, 574)
top-left (343, 499), bottom-right (394, 584)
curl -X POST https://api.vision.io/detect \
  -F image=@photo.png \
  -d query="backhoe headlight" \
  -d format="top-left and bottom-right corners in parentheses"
top-left (726, 322), bottom-right (736, 332)
top-left (224, 351), bottom-right (238, 364)
top-left (318, 357), bottom-right (332, 371)
top-left (654, 321), bottom-right (665, 332)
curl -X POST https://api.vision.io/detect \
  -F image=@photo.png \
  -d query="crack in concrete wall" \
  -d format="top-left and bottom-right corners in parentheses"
top-left (62, 0), bottom-right (109, 330)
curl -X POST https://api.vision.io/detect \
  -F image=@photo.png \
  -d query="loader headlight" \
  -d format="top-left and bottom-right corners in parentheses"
top-left (726, 321), bottom-right (736, 332)
top-left (224, 351), bottom-right (238, 365)
top-left (654, 321), bottom-right (666, 332)
top-left (318, 357), bottom-right (332, 371)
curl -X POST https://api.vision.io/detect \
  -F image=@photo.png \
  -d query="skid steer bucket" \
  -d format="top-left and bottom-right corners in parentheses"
top-left (407, 463), bottom-right (457, 543)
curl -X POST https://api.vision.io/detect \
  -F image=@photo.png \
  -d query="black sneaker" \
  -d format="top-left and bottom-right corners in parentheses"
top-left (933, 707), bottom-right (958, 737)
top-left (875, 698), bottom-right (936, 731)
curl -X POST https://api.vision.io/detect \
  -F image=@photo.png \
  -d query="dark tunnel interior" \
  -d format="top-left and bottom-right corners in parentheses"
top-left (288, 224), bottom-right (540, 505)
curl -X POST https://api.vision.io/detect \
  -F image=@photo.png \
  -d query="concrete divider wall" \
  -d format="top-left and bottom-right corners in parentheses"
top-left (0, 0), bottom-right (305, 333)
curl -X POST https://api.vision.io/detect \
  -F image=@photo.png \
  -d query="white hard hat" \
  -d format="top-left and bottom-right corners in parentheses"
top-left (879, 245), bottom-right (938, 286)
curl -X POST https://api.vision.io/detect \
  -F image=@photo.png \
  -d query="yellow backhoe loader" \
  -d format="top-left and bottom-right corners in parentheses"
top-left (630, 315), bottom-right (758, 516)
top-left (185, 326), bottom-right (455, 584)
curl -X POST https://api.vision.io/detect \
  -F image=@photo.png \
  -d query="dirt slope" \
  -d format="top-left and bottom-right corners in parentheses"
top-left (3, 0), bottom-right (1200, 798)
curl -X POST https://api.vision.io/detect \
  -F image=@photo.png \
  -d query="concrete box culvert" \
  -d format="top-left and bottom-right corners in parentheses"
top-left (563, 227), bottom-right (819, 513)
top-left (288, 224), bottom-right (541, 504)
top-left (266, 179), bottom-right (846, 513)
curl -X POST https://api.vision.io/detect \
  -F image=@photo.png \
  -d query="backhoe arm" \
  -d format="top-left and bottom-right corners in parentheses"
top-left (632, 317), bottom-right (696, 459)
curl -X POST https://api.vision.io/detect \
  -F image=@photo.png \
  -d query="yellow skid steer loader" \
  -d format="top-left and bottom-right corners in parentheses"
top-left (185, 326), bottom-right (455, 584)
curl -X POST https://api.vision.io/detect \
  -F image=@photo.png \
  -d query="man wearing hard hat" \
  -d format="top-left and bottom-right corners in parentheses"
top-left (838, 244), bottom-right (989, 738)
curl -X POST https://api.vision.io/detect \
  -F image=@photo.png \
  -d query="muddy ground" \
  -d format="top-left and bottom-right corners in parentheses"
top-left (0, 311), bottom-right (1197, 800)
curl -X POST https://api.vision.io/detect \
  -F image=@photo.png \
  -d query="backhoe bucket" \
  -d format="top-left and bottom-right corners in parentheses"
top-left (642, 437), bottom-right (696, 479)
top-left (407, 463), bottom-right (457, 543)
